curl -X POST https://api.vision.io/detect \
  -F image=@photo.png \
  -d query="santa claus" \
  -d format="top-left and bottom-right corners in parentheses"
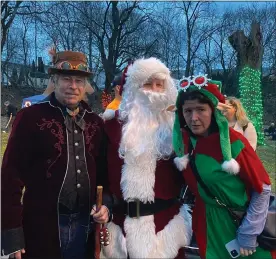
top-left (102, 57), bottom-right (192, 258)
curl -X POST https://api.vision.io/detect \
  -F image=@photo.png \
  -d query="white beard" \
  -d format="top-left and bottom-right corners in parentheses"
top-left (119, 89), bottom-right (174, 162)
top-left (119, 89), bottom-right (174, 202)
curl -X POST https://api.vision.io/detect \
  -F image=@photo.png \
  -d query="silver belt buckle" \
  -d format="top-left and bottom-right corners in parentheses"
top-left (134, 199), bottom-right (140, 219)
top-left (126, 199), bottom-right (140, 219)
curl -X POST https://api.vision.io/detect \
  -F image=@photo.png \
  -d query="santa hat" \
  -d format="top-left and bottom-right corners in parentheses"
top-left (173, 74), bottom-right (240, 175)
top-left (119, 61), bottom-right (133, 96)
top-left (123, 57), bottom-right (171, 92)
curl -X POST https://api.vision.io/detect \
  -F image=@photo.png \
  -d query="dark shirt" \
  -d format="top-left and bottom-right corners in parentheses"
top-left (268, 125), bottom-right (276, 134)
top-left (57, 101), bottom-right (90, 212)
top-left (6, 105), bottom-right (17, 117)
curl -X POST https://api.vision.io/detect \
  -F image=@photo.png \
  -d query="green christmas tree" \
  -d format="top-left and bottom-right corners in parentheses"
top-left (229, 22), bottom-right (265, 145)
top-left (239, 67), bottom-right (264, 144)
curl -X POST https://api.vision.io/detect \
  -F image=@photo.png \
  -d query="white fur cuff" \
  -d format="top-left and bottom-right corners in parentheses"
top-left (221, 158), bottom-right (240, 175)
top-left (174, 155), bottom-right (189, 171)
top-left (102, 109), bottom-right (116, 121)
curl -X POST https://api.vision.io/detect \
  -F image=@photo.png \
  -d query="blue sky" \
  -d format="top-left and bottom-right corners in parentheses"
top-left (215, 1), bottom-right (273, 10)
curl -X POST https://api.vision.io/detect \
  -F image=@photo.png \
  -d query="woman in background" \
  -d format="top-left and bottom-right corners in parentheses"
top-left (224, 96), bottom-right (257, 150)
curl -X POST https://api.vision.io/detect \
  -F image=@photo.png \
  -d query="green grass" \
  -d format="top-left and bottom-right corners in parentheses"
top-left (256, 139), bottom-right (276, 193)
top-left (1, 132), bottom-right (275, 192)
top-left (1, 131), bottom-right (9, 159)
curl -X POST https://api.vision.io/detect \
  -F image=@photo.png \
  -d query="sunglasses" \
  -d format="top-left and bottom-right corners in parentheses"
top-left (56, 61), bottom-right (89, 72)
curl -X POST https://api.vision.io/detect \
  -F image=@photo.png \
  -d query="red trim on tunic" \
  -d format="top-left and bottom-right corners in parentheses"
top-left (233, 131), bottom-right (271, 194)
top-left (195, 133), bottom-right (223, 162)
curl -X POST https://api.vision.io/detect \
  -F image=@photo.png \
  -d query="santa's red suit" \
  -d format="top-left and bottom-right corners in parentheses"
top-left (101, 58), bottom-right (192, 258)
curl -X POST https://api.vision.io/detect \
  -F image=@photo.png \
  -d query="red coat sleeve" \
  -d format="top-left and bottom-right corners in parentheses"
top-left (1, 109), bottom-right (33, 230)
top-left (236, 137), bottom-right (271, 194)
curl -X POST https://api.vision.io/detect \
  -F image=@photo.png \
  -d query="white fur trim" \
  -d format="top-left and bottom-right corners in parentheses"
top-left (102, 109), bottom-right (116, 121)
top-left (121, 153), bottom-right (156, 203)
top-left (102, 205), bottom-right (192, 258)
top-left (116, 125), bottom-right (192, 257)
top-left (125, 58), bottom-right (170, 91)
top-left (101, 222), bottom-right (127, 259)
top-left (221, 158), bottom-right (240, 175)
top-left (174, 155), bottom-right (189, 171)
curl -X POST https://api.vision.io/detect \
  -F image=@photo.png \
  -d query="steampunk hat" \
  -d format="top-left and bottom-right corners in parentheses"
top-left (48, 49), bottom-right (92, 77)
top-left (119, 61), bottom-right (133, 96)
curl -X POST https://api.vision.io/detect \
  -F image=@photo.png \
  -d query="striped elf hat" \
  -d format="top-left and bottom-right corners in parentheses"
top-left (173, 74), bottom-right (240, 174)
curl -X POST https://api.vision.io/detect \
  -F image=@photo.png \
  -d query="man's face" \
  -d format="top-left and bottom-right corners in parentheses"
top-left (142, 78), bottom-right (165, 93)
top-left (182, 99), bottom-right (213, 137)
top-left (54, 74), bottom-right (86, 108)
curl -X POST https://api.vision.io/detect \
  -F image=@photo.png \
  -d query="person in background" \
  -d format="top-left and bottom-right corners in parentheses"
top-left (101, 74), bottom-right (122, 120)
top-left (21, 79), bottom-right (55, 108)
top-left (173, 75), bottom-right (273, 259)
top-left (223, 96), bottom-right (257, 150)
top-left (106, 74), bottom-right (122, 110)
top-left (265, 122), bottom-right (276, 137)
top-left (1, 50), bottom-right (110, 259)
top-left (3, 101), bottom-right (17, 132)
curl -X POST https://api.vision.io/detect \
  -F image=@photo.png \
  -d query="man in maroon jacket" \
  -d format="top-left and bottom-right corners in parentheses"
top-left (102, 58), bottom-right (192, 259)
top-left (1, 50), bottom-right (110, 259)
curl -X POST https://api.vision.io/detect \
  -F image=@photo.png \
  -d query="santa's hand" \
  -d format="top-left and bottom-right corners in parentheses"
top-left (91, 205), bottom-right (109, 224)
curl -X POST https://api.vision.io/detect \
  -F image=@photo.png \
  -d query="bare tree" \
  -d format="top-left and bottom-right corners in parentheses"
top-left (1, 1), bottom-right (22, 52)
top-left (177, 1), bottom-right (219, 76)
top-left (72, 1), bottom-right (153, 91)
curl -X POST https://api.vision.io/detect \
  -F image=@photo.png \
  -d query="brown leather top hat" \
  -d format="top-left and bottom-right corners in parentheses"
top-left (48, 51), bottom-right (92, 77)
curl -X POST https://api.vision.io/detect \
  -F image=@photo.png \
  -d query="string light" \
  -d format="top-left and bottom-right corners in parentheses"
top-left (101, 90), bottom-right (113, 109)
top-left (239, 66), bottom-right (265, 145)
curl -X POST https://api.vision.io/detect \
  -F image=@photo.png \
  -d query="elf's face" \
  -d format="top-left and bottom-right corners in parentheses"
top-left (182, 99), bottom-right (213, 137)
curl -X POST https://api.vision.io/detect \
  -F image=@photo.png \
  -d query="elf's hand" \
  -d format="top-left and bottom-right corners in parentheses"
top-left (240, 247), bottom-right (256, 257)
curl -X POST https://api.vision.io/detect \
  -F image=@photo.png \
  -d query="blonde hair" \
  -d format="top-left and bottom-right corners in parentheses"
top-left (226, 96), bottom-right (250, 127)
top-left (43, 76), bottom-right (55, 95)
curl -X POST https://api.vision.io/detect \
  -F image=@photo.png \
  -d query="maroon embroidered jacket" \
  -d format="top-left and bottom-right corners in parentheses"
top-left (1, 94), bottom-right (107, 258)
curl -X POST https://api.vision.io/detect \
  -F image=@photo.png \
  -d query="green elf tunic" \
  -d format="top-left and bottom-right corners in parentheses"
top-left (181, 128), bottom-right (275, 259)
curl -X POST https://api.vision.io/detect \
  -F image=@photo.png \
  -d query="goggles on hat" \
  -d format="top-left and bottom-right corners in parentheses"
top-left (56, 61), bottom-right (89, 72)
top-left (178, 74), bottom-right (211, 92)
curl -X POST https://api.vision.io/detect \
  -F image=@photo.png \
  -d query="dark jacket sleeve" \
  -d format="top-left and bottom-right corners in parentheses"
top-left (1, 109), bottom-right (33, 254)
top-left (95, 123), bottom-right (114, 214)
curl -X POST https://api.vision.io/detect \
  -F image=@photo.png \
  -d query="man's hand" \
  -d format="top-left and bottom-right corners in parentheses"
top-left (91, 205), bottom-right (109, 224)
top-left (9, 249), bottom-right (25, 259)
top-left (240, 247), bottom-right (256, 257)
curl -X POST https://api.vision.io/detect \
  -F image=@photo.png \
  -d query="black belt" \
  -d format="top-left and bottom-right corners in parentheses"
top-left (123, 198), bottom-right (178, 218)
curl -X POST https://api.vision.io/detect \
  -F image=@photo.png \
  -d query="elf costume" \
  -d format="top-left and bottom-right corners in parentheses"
top-left (173, 74), bottom-right (276, 259)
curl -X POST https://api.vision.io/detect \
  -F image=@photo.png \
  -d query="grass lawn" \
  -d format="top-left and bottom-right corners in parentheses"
top-left (1, 132), bottom-right (275, 192)
top-left (256, 138), bottom-right (276, 193)
top-left (1, 132), bottom-right (9, 158)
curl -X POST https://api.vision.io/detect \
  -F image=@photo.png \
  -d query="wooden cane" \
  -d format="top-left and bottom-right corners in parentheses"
top-left (95, 186), bottom-right (103, 259)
